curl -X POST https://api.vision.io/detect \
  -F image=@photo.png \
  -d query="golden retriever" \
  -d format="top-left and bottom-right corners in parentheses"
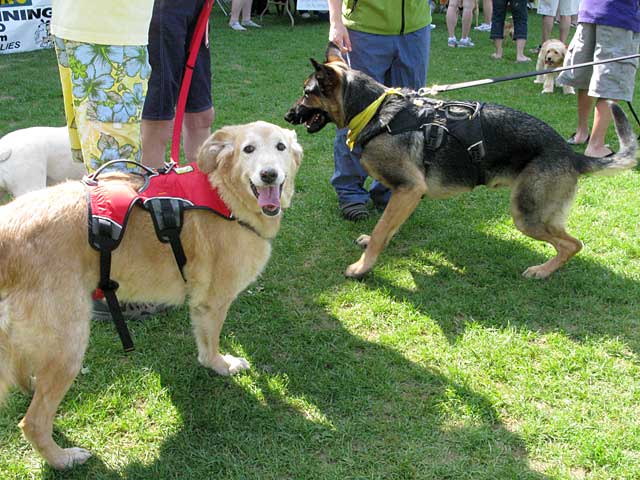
top-left (0, 121), bottom-right (302, 469)
top-left (534, 39), bottom-right (575, 94)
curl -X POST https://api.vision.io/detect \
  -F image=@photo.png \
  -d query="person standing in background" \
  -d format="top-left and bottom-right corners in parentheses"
top-left (328, 0), bottom-right (431, 221)
top-left (446, 0), bottom-right (475, 47)
top-left (558, 0), bottom-right (640, 158)
top-left (51, 0), bottom-right (154, 173)
top-left (141, 0), bottom-right (215, 168)
top-left (229, 0), bottom-right (262, 31)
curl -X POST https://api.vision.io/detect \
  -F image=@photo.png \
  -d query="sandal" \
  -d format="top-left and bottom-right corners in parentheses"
top-left (567, 132), bottom-right (590, 145)
top-left (341, 202), bottom-right (370, 221)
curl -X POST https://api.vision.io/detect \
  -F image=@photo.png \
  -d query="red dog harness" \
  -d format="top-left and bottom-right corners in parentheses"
top-left (85, 161), bottom-right (235, 352)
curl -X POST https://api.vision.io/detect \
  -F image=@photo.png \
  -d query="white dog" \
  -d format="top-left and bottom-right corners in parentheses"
top-left (0, 126), bottom-right (86, 197)
top-left (534, 39), bottom-right (575, 95)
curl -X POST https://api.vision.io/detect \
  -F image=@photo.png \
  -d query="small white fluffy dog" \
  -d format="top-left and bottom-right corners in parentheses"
top-left (534, 39), bottom-right (575, 95)
top-left (0, 126), bottom-right (86, 197)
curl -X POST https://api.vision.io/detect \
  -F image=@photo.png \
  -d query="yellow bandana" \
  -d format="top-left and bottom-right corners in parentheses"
top-left (346, 88), bottom-right (403, 150)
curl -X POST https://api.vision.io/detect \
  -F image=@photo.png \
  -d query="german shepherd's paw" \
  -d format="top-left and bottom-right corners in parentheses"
top-left (522, 264), bottom-right (554, 279)
top-left (50, 447), bottom-right (92, 470)
top-left (354, 234), bottom-right (370, 248)
top-left (199, 353), bottom-right (250, 375)
top-left (345, 259), bottom-right (372, 279)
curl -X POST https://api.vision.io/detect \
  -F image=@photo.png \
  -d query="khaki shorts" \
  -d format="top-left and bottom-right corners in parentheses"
top-left (537, 0), bottom-right (579, 16)
top-left (557, 23), bottom-right (640, 102)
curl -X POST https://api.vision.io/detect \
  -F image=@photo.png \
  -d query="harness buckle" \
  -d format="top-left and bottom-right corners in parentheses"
top-left (467, 140), bottom-right (486, 163)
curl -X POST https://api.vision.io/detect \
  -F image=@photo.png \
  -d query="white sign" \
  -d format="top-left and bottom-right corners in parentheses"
top-left (0, 0), bottom-right (53, 55)
top-left (297, 0), bottom-right (329, 11)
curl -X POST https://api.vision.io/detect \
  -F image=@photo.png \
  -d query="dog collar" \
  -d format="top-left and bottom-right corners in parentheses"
top-left (346, 88), bottom-right (403, 150)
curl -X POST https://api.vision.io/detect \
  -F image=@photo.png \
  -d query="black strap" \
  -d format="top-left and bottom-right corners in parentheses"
top-left (146, 198), bottom-right (188, 281)
top-left (98, 249), bottom-right (134, 353)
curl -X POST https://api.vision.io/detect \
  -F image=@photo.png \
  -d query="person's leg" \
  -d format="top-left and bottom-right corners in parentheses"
top-left (331, 30), bottom-right (396, 217)
top-left (542, 15), bottom-right (554, 44)
top-left (141, 120), bottom-right (173, 168)
top-left (483, 0), bottom-right (492, 26)
top-left (584, 98), bottom-right (613, 157)
top-left (229, 0), bottom-right (246, 29)
top-left (512, 0), bottom-right (530, 61)
top-left (558, 15), bottom-right (571, 43)
top-left (572, 89), bottom-right (593, 144)
top-left (490, 0), bottom-right (507, 57)
top-left (585, 25), bottom-right (640, 156)
top-left (447, 0), bottom-right (461, 44)
top-left (183, 107), bottom-right (215, 163)
top-left (460, 0), bottom-right (474, 40)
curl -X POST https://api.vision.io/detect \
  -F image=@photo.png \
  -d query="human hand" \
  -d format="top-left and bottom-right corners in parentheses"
top-left (329, 20), bottom-right (351, 53)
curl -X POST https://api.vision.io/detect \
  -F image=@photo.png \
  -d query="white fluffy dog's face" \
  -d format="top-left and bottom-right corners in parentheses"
top-left (542, 40), bottom-right (567, 67)
top-left (197, 121), bottom-right (303, 217)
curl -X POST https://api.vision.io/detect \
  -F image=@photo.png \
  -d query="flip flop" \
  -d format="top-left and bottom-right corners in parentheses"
top-left (567, 132), bottom-right (590, 145)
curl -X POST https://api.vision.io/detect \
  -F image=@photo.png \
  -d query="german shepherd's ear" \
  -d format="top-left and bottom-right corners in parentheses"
top-left (309, 58), bottom-right (341, 95)
top-left (197, 126), bottom-right (236, 174)
top-left (325, 41), bottom-right (345, 64)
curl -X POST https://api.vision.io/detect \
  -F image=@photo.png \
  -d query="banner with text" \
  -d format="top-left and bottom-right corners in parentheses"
top-left (0, 0), bottom-right (53, 54)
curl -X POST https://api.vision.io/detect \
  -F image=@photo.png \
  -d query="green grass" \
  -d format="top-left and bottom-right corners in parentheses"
top-left (1, 8), bottom-right (640, 479)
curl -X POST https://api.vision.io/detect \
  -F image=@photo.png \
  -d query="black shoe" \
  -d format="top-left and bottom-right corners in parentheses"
top-left (340, 202), bottom-right (370, 221)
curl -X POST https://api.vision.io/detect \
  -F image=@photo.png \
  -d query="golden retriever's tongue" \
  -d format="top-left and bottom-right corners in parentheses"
top-left (256, 185), bottom-right (281, 212)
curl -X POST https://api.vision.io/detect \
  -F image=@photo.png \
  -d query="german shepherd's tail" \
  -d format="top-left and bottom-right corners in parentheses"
top-left (578, 102), bottom-right (638, 176)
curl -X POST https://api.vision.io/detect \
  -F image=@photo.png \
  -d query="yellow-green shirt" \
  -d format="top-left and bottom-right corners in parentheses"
top-left (342, 0), bottom-right (431, 35)
top-left (51, 0), bottom-right (154, 46)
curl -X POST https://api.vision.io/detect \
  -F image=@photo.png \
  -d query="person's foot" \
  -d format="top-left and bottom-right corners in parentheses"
top-left (241, 19), bottom-right (262, 28)
top-left (430, 23), bottom-right (436, 30)
top-left (458, 37), bottom-right (475, 48)
top-left (448, 36), bottom-right (458, 47)
top-left (229, 22), bottom-right (246, 31)
top-left (474, 22), bottom-right (491, 31)
top-left (300, 12), bottom-right (311, 18)
top-left (516, 55), bottom-right (531, 62)
top-left (340, 202), bottom-right (370, 222)
top-left (566, 132), bottom-right (590, 145)
top-left (585, 146), bottom-right (615, 158)
top-left (491, 52), bottom-right (503, 60)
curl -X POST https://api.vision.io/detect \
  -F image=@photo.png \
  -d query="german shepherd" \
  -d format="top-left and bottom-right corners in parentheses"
top-left (285, 42), bottom-right (638, 280)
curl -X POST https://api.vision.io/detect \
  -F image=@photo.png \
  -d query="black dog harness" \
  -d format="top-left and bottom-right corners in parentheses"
top-left (356, 97), bottom-right (486, 168)
top-left (84, 161), bottom-right (235, 352)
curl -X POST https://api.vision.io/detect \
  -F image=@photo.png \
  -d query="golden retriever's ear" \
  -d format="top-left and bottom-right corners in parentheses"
top-left (280, 128), bottom-right (303, 210)
top-left (197, 126), bottom-right (236, 173)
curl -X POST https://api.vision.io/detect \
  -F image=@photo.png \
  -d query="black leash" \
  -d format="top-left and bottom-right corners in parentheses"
top-left (420, 53), bottom-right (640, 95)
top-left (626, 101), bottom-right (640, 137)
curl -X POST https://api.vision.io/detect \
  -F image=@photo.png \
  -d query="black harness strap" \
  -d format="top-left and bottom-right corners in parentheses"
top-left (91, 216), bottom-right (135, 352)
top-left (146, 197), bottom-right (188, 281)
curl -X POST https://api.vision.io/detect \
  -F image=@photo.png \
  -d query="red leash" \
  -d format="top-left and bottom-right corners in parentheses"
top-left (171, 0), bottom-right (215, 163)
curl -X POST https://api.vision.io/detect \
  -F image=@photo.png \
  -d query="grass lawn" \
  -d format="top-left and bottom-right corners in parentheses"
top-left (1, 7), bottom-right (640, 480)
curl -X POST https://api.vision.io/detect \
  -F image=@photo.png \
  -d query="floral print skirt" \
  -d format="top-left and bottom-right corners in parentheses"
top-left (54, 37), bottom-right (150, 173)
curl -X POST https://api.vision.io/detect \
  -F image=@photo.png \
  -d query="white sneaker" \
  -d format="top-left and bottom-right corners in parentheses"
top-left (300, 12), bottom-right (311, 18)
top-left (430, 23), bottom-right (436, 30)
top-left (448, 36), bottom-right (458, 47)
top-left (230, 22), bottom-right (246, 31)
top-left (474, 23), bottom-right (491, 32)
top-left (458, 37), bottom-right (475, 47)
top-left (241, 19), bottom-right (262, 28)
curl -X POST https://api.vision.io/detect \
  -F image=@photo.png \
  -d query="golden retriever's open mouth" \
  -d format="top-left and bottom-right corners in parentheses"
top-left (251, 182), bottom-right (283, 216)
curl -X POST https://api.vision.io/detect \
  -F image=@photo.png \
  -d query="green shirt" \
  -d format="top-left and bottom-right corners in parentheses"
top-left (342, 0), bottom-right (431, 35)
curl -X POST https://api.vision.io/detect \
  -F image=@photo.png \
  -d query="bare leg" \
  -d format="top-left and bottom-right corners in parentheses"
top-left (541, 15), bottom-right (554, 44)
top-left (493, 38), bottom-right (503, 59)
top-left (446, 0), bottom-right (461, 38)
top-left (516, 39), bottom-right (531, 61)
top-left (183, 107), bottom-right (215, 164)
top-left (483, 0), bottom-right (492, 25)
top-left (573, 89), bottom-right (593, 144)
top-left (141, 119), bottom-right (172, 168)
top-left (558, 15), bottom-right (571, 44)
top-left (461, 0), bottom-right (474, 39)
top-left (585, 98), bottom-right (614, 157)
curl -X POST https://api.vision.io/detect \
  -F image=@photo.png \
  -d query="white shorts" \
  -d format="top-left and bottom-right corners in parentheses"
top-left (537, 0), bottom-right (579, 16)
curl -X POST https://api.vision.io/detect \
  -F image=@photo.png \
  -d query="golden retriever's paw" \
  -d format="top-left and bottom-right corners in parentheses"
top-left (203, 354), bottom-right (250, 376)
top-left (51, 447), bottom-right (92, 470)
top-left (354, 234), bottom-right (370, 248)
top-left (533, 75), bottom-right (544, 84)
top-left (563, 86), bottom-right (575, 95)
top-left (344, 260), bottom-right (371, 279)
top-left (541, 87), bottom-right (554, 94)
top-left (522, 265), bottom-right (553, 279)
